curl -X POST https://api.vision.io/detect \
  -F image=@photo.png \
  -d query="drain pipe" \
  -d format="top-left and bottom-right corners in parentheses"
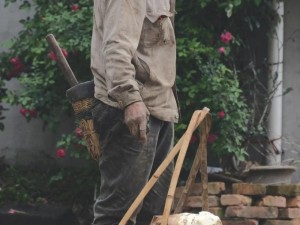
top-left (266, 0), bottom-right (284, 165)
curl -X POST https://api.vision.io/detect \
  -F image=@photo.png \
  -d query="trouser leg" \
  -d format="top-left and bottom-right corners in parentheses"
top-left (136, 122), bottom-right (174, 225)
top-left (92, 101), bottom-right (174, 225)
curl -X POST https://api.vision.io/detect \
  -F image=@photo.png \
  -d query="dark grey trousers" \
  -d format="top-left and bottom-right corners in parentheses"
top-left (92, 100), bottom-right (174, 225)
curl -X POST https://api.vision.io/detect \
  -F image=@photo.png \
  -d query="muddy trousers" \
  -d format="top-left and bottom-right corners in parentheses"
top-left (92, 100), bottom-right (174, 225)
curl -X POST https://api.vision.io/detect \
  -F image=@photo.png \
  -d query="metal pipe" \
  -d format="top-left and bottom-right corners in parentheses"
top-left (266, 0), bottom-right (284, 165)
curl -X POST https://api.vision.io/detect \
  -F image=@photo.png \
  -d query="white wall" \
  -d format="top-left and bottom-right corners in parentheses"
top-left (283, 0), bottom-right (300, 182)
top-left (0, 2), bottom-right (74, 166)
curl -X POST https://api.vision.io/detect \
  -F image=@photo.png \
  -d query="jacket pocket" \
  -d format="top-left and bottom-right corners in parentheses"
top-left (139, 15), bottom-right (175, 48)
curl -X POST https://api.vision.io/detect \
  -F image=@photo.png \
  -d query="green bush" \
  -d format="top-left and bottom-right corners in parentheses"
top-left (0, 0), bottom-right (278, 165)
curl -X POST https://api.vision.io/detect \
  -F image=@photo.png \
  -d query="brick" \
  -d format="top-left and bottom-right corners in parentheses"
top-left (221, 194), bottom-right (252, 206)
top-left (267, 184), bottom-right (300, 197)
top-left (175, 182), bottom-right (225, 198)
top-left (208, 207), bottom-right (224, 218)
top-left (262, 219), bottom-right (300, 225)
top-left (185, 196), bottom-right (220, 208)
top-left (259, 195), bottom-right (286, 207)
top-left (222, 219), bottom-right (259, 225)
top-left (225, 206), bottom-right (278, 218)
top-left (279, 208), bottom-right (300, 219)
top-left (232, 183), bottom-right (266, 196)
top-left (287, 196), bottom-right (300, 208)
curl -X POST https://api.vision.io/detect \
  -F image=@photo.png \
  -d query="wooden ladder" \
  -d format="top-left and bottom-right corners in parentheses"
top-left (119, 108), bottom-right (212, 225)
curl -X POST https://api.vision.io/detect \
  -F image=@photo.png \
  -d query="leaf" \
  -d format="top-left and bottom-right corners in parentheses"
top-left (0, 39), bottom-right (14, 49)
top-left (254, 0), bottom-right (262, 6)
top-left (226, 3), bottom-right (234, 17)
top-left (233, 0), bottom-right (242, 6)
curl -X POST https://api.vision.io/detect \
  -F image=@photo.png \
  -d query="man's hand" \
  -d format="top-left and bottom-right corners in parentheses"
top-left (124, 101), bottom-right (149, 144)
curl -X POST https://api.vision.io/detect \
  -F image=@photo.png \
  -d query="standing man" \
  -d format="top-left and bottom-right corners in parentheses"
top-left (91, 0), bottom-right (179, 224)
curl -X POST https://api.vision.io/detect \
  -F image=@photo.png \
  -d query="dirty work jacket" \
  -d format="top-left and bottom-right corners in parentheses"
top-left (91, 0), bottom-right (179, 123)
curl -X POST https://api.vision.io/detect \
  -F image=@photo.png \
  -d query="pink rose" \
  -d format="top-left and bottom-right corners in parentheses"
top-left (19, 107), bottom-right (28, 117)
top-left (56, 148), bottom-right (66, 158)
top-left (8, 209), bottom-right (17, 214)
top-left (49, 51), bottom-right (56, 61)
top-left (207, 134), bottom-right (218, 144)
top-left (49, 48), bottom-right (68, 61)
top-left (75, 127), bottom-right (83, 138)
top-left (71, 4), bottom-right (80, 12)
top-left (10, 57), bottom-right (21, 66)
top-left (218, 111), bottom-right (225, 119)
top-left (220, 31), bottom-right (233, 44)
top-left (61, 48), bottom-right (68, 58)
top-left (8, 57), bottom-right (24, 78)
top-left (218, 47), bottom-right (225, 54)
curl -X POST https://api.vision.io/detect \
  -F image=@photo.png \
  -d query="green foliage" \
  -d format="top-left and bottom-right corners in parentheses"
top-left (175, 0), bottom-right (279, 165)
top-left (0, 0), bottom-right (279, 165)
top-left (56, 127), bottom-right (91, 160)
top-left (0, 0), bottom-right (92, 131)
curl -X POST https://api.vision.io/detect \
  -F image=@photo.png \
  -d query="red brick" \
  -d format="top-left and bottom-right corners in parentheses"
top-left (279, 208), bottom-right (300, 219)
top-left (221, 194), bottom-right (252, 206)
top-left (185, 195), bottom-right (220, 208)
top-left (287, 196), bottom-right (300, 208)
top-left (259, 195), bottom-right (286, 207)
top-left (208, 207), bottom-right (224, 218)
top-left (175, 182), bottom-right (225, 198)
top-left (262, 219), bottom-right (300, 225)
top-left (232, 183), bottom-right (266, 196)
top-left (225, 206), bottom-right (278, 218)
top-left (222, 219), bottom-right (259, 225)
top-left (267, 184), bottom-right (300, 197)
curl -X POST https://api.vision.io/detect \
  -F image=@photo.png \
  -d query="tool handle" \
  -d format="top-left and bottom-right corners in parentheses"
top-left (46, 34), bottom-right (78, 87)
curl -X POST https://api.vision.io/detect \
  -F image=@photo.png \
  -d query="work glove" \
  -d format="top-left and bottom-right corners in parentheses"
top-left (124, 101), bottom-right (150, 144)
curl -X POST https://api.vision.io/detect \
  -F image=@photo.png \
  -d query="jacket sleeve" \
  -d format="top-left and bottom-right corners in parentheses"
top-left (101, 0), bottom-right (146, 109)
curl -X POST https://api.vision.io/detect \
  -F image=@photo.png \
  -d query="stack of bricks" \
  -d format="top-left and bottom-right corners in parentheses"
top-left (174, 182), bottom-right (300, 225)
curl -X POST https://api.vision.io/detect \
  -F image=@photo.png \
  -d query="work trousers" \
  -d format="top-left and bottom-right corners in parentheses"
top-left (92, 100), bottom-right (174, 225)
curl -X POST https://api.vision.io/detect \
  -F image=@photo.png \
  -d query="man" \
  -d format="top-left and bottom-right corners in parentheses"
top-left (91, 0), bottom-right (179, 224)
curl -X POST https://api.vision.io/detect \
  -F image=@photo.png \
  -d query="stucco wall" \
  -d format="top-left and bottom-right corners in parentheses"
top-left (283, 0), bottom-right (300, 182)
top-left (0, 2), bottom-right (74, 166)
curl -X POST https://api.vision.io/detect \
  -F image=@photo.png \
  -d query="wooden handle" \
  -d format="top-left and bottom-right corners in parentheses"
top-left (46, 34), bottom-right (78, 87)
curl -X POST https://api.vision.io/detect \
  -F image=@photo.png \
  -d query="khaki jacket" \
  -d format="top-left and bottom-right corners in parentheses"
top-left (91, 0), bottom-right (179, 122)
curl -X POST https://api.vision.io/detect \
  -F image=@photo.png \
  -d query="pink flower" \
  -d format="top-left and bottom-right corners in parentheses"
top-left (19, 107), bottom-right (28, 117)
top-left (207, 134), bottom-right (218, 144)
top-left (218, 47), bottom-right (225, 54)
top-left (70, 4), bottom-right (80, 12)
top-left (19, 107), bottom-right (38, 118)
top-left (220, 31), bottom-right (233, 44)
top-left (8, 209), bottom-right (17, 214)
top-left (49, 48), bottom-right (68, 61)
top-left (49, 51), bottom-right (56, 61)
top-left (190, 135), bottom-right (197, 144)
top-left (75, 127), bottom-right (83, 138)
top-left (217, 111), bottom-right (225, 119)
top-left (10, 57), bottom-right (21, 66)
top-left (61, 48), bottom-right (68, 58)
top-left (56, 148), bottom-right (66, 158)
top-left (7, 57), bottom-right (24, 78)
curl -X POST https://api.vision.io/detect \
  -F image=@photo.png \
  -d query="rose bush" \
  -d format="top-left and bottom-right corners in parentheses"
top-left (0, 0), bottom-right (279, 166)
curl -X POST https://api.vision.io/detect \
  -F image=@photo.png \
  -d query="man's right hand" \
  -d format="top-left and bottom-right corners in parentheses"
top-left (124, 101), bottom-right (149, 144)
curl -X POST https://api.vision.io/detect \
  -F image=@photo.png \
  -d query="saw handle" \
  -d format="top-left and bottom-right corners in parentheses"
top-left (46, 34), bottom-right (78, 87)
